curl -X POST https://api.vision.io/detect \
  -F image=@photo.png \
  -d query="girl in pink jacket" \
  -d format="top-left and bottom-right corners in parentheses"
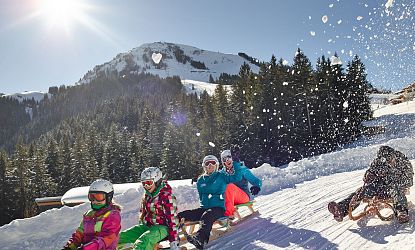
top-left (62, 179), bottom-right (121, 250)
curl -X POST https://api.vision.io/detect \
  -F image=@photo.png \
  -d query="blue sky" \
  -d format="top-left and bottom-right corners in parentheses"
top-left (0, 0), bottom-right (413, 94)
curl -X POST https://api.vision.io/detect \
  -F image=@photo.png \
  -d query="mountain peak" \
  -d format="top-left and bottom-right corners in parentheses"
top-left (78, 42), bottom-right (260, 84)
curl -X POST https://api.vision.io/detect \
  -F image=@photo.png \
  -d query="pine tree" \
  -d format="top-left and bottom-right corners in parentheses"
top-left (328, 53), bottom-right (348, 146)
top-left (60, 134), bottom-right (74, 194)
top-left (290, 48), bottom-right (314, 157)
top-left (0, 151), bottom-right (7, 225)
top-left (212, 83), bottom-right (231, 151)
top-left (45, 140), bottom-right (61, 185)
top-left (229, 63), bottom-right (251, 146)
top-left (161, 101), bottom-right (188, 179)
top-left (345, 55), bottom-right (372, 138)
top-left (199, 91), bottom-right (217, 156)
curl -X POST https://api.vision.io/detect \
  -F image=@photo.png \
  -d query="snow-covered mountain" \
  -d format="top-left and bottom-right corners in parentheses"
top-left (78, 42), bottom-right (260, 85)
top-left (1, 99), bottom-right (415, 249)
top-left (1, 91), bottom-right (50, 103)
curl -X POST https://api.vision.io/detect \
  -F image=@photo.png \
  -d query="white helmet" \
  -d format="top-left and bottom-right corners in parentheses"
top-left (89, 179), bottom-right (114, 194)
top-left (202, 155), bottom-right (219, 172)
top-left (220, 150), bottom-right (232, 163)
top-left (141, 167), bottom-right (163, 182)
top-left (89, 179), bottom-right (114, 206)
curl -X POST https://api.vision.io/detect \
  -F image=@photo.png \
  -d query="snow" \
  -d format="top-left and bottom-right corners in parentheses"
top-left (330, 55), bottom-right (342, 65)
top-left (181, 79), bottom-right (232, 96)
top-left (78, 42), bottom-right (260, 85)
top-left (1, 91), bottom-right (50, 102)
top-left (373, 99), bottom-right (415, 117)
top-left (2, 98), bottom-right (415, 249)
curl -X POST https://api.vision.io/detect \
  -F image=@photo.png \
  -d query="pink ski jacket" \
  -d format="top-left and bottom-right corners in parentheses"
top-left (65, 204), bottom-right (121, 250)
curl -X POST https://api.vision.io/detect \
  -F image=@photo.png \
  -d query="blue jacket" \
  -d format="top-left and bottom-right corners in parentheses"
top-left (197, 161), bottom-right (243, 209)
top-left (220, 162), bottom-right (262, 199)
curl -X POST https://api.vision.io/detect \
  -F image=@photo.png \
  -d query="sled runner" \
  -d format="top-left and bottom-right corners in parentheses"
top-left (348, 189), bottom-right (410, 221)
top-left (174, 201), bottom-right (258, 249)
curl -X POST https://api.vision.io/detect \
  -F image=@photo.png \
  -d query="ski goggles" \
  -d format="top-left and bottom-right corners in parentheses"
top-left (88, 192), bottom-right (106, 202)
top-left (203, 160), bottom-right (217, 167)
top-left (142, 180), bottom-right (154, 188)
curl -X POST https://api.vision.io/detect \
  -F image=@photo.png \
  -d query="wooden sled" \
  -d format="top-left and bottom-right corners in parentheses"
top-left (175, 201), bottom-right (258, 247)
top-left (348, 189), bottom-right (410, 222)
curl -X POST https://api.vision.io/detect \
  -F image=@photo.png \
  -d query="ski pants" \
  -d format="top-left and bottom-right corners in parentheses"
top-left (178, 207), bottom-right (225, 244)
top-left (118, 224), bottom-right (168, 250)
top-left (224, 183), bottom-right (250, 217)
top-left (337, 182), bottom-right (408, 217)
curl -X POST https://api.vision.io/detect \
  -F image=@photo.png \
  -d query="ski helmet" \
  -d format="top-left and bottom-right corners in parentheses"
top-left (141, 167), bottom-right (163, 184)
top-left (220, 150), bottom-right (232, 163)
top-left (89, 179), bottom-right (114, 206)
top-left (202, 155), bottom-right (219, 172)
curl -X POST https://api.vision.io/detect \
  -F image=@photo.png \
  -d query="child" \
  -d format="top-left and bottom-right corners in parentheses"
top-left (62, 179), bottom-right (121, 250)
top-left (118, 167), bottom-right (179, 250)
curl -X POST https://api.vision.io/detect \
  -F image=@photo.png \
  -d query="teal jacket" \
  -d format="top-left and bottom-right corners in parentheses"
top-left (220, 162), bottom-right (262, 199)
top-left (197, 161), bottom-right (243, 209)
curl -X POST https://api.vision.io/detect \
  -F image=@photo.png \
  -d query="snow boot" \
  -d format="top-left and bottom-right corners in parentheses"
top-left (186, 234), bottom-right (204, 249)
top-left (328, 201), bottom-right (344, 222)
top-left (396, 210), bottom-right (410, 224)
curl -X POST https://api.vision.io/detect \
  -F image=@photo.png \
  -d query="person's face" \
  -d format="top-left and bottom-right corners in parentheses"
top-left (223, 156), bottom-right (233, 168)
top-left (203, 160), bottom-right (217, 174)
top-left (142, 180), bottom-right (156, 193)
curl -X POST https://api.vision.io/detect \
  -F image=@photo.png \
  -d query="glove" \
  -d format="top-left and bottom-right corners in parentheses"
top-left (61, 243), bottom-right (76, 250)
top-left (250, 186), bottom-right (261, 195)
top-left (169, 241), bottom-right (179, 250)
top-left (230, 144), bottom-right (241, 162)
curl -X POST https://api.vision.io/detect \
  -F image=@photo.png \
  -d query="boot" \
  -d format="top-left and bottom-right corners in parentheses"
top-left (186, 234), bottom-right (204, 250)
top-left (396, 210), bottom-right (410, 224)
top-left (328, 201), bottom-right (345, 222)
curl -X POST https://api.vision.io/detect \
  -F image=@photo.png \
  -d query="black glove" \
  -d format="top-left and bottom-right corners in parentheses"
top-left (61, 244), bottom-right (73, 250)
top-left (230, 144), bottom-right (241, 162)
top-left (250, 186), bottom-right (260, 195)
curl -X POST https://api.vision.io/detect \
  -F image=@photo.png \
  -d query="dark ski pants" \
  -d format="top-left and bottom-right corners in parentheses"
top-left (337, 182), bottom-right (408, 217)
top-left (178, 207), bottom-right (225, 243)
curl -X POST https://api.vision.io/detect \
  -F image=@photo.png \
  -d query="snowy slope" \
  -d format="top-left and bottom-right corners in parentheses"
top-left (78, 42), bottom-right (260, 85)
top-left (1, 101), bottom-right (415, 249)
top-left (1, 91), bottom-right (50, 102)
top-left (181, 79), bottom-right (232, 96)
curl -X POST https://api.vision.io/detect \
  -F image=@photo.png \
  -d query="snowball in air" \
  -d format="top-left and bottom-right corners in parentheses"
top-left (343, 101), bottom-right (349, 108)
top-left (310, 31), bottom-right (316, 36)
top-left (385, 0), bottom-right (393, 9)
top-left (330, 56), bottom-right (342, 65)
top-left (208, 142), bottom-right (215, 147)
top-left (322, 15), bottom-right (328, 23)
top-left (357, 16), bottom-right (363, 21)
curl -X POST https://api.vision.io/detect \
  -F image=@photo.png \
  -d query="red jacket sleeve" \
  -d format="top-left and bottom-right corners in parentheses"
top-left (161, 191), bottom-right (179, 242)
